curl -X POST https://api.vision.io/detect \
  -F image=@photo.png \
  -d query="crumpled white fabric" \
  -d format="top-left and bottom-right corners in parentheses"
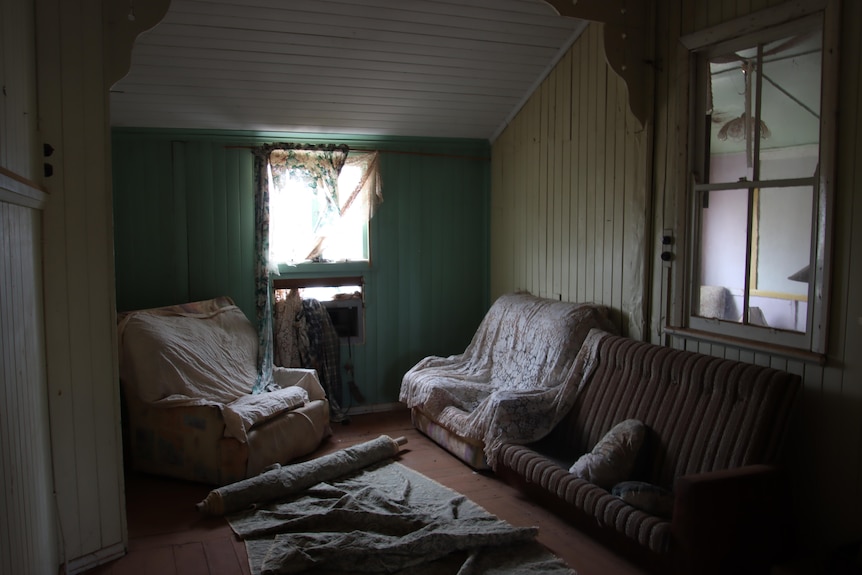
top-left (227, 460), bottom-right (575, 575)
top-left (119, 304), bottom-right (309, 441)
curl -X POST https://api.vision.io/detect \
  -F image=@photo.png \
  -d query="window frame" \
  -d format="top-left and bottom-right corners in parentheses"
top-left (268, 150), bottom-right (379, 271)
top-left (675, 1), bottom-right (838, 359)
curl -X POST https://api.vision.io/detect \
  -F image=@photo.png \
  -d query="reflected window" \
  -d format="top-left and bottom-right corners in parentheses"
top-left (687, 13), bottom-right (832, 352)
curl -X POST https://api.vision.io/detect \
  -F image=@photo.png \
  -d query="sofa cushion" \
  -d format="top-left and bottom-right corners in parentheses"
top-left (497, 442), bottom-right (672, 555)
top-left (612, 481), bottom-right (674, 518)
top-left (569, 419), bottom-right (645, 489)
top-left (553, 328), bottom-right (802, 487)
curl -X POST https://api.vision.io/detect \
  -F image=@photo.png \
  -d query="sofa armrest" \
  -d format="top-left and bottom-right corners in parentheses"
top-left (272, 367), bottom-right (327, 401)
top-left (672, 464), bottom-right (792, 574)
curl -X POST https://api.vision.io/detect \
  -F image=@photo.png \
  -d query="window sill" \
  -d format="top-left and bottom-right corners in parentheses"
top-left (275, 261), bottom-right (371, 276)
top-left (663, 326), bottom-right (826, 366)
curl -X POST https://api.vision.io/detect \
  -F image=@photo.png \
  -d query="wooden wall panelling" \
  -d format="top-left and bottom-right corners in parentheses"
top-left (846, 0), bottom-right (862, 531)
top-left (429, 154), bottom-right (449, 355)
top-left (528, 93), bottom-right (542, 294)
top-left (233, 151), bottom-right (255, 309)
top-left (36, 0), bottom-right (128, 569)
top-left (574, 29), bottom-right (589, 303)
top-left (566, 40), bottom-right (583, 303)
top-left (538, 71), bottom-right (550, 297)
top-left (604, 60), bottom-right (619, 311)
top-left (557, 51), bottom-right (573, 301)
top-left (456, 156), bottom-right (487, 343)
top-left (514, 94), bottom-right (530, 293)
top-left (36, 0), bottom-right (81, 566)
top-left (821, 0), bottom-right (862, 541)
top-left (0, 198), bottom-right (57, 575)
top-left (113, 137), bottom-right (185, 312)
top-left (491, 22), bottom-right (648, 337)
top-left (584, 27), bottom-right (599, 305)
top-left (551, 58), bottom-right (565, 300)
top-left (169, 142), bottom-right (191, 305)
top-left (111, 131), bottom-right (490, 408)
top-left (624, 83), bottom-right (649, 340)
top-left (185, 142), bottom-right (216, 302)
top-left (489, 113), bottom-right (511, 295)
top-left (651, 0), bottom-right (862, 551)
top-left (648, 0), bottom-right (674, 344)
top-left (0, 0), bottom-right (39, 178)
top-left (389, 151), bottom-right (416, 404)
top-left (0, 4), bottom-right (56, 571)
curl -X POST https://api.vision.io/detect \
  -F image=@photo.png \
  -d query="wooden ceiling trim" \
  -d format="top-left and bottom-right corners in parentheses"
top-left (543, 0), bottom-right (652, 127)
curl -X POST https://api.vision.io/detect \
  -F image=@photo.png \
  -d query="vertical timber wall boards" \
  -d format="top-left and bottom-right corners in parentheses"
top-left (495, 0), bottom-right (862, 557)
top-left (490, 24), bottom-right (649, 340)
top-left (112, 130), bottom-right (491, 407)
top-left (1, 0), bottom-right (59, 573)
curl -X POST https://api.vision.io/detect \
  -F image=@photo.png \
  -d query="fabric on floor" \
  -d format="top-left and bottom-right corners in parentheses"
top-left (228, 460), bottom-right (576, 575)
top-left (197, 435), bottom-right (402, 516)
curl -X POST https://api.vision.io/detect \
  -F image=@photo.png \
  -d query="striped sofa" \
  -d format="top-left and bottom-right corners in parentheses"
top-left (495, 329), bottom-right (801, 575)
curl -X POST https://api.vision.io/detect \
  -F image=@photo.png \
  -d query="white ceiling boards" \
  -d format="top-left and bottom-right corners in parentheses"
top-left (110, 0), bottom-right (587, 140)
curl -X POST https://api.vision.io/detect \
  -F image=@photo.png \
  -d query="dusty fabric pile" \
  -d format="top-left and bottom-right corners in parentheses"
top-left (226, 459), bottom-right (575, 575)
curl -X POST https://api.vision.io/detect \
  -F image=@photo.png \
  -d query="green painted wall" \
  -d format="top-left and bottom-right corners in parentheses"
top-left (112, 129), bottom-right (491, 406)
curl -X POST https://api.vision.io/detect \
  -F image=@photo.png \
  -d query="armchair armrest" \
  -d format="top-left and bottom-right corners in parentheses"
top-left (272, 367), bottom-right (326, 401)
top-left (671, 464), bottom-right (793, 575)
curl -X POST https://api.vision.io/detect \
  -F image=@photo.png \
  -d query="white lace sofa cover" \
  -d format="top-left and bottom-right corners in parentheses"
top-left (399, 292), bottom-right (616, 469)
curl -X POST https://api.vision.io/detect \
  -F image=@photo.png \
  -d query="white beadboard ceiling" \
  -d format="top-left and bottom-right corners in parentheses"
top-left (109, 0), bottom-right (588, 141)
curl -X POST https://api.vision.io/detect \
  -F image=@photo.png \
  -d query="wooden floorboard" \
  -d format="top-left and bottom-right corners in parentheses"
top-left (84, 408), bottom-right (648, 575)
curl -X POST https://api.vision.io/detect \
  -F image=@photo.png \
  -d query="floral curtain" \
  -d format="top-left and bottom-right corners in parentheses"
top-left (269, 144), bottom-right (349, 263)
top-left (251, 143), bottom-right (349, 394)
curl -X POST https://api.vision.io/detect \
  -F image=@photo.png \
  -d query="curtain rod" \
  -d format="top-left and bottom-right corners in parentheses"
top-left (224, 145), bottom-right (489, 162)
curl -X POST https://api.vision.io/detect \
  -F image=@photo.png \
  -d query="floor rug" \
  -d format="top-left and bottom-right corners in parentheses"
top-left (226, 459), bottom-right (576, 575)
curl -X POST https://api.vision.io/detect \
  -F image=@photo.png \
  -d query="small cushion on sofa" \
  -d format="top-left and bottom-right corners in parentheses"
top-left (569, 419), bottom-right (645, 489)
top-left (612, 481), bottom-right (674, 518)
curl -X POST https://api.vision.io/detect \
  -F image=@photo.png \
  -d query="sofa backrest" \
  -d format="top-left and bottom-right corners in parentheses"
top-left (552, 330), bottom-right (801, 489)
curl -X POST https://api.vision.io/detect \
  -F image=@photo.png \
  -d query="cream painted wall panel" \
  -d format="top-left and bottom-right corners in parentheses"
top-left (0, 191), bottom-right (57, 575)
top-left (491, 23), bottom-right (647, 338)
top-left (556, 51), bottom-right (573, 300)
top-left (653, 0), bottom-right (862, 553)
top-left (36, 0), bottom-right (127, 571)
top-left (490, 123), bottom-right (512, 294)
top-left (574, 28), bottom-right (590, 304)
top-left (0, 0), bottom-right (39, 178)
top-left (0, 1), bottom-right (60, 573)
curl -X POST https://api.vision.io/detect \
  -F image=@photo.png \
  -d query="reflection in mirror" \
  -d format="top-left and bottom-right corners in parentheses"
top-left (695, 25), bottom-right (822, 334)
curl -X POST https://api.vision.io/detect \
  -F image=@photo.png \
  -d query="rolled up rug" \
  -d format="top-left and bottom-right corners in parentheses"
top-left (196, 434), bottom-right (407, 516)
